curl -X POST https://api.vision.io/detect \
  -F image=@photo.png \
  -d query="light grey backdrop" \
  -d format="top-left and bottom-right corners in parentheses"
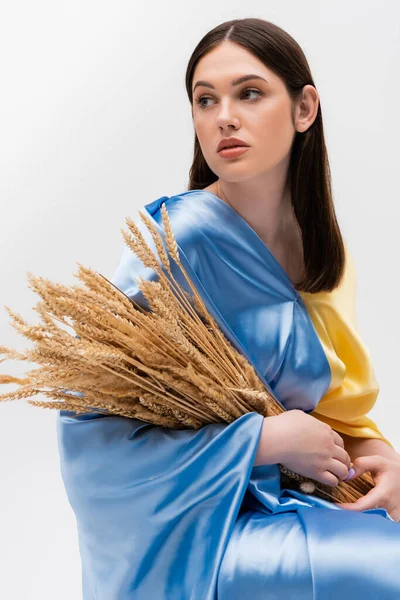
top-left (0, 1), bottom-right (399, 598)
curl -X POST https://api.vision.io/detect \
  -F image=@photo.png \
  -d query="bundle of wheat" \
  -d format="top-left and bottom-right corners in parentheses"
top-left (0, 203), bottom-right (375, 505)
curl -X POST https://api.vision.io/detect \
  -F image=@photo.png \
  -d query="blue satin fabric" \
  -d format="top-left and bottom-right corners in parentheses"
top-left (57, 190), bottom-right (400, 599)
top-left (116, 190), bottom-right (332, 413)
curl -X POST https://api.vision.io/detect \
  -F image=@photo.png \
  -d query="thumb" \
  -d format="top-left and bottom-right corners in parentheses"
top-left (336, 486), bottom-right (383, 512)
top-left (351, 455), bottom-right (386, 479)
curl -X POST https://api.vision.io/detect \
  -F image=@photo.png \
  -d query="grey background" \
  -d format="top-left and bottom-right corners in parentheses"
top-left (0, 1), bottom-right (399, 598)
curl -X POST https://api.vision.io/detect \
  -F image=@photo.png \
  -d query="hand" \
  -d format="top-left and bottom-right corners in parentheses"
top-left (270, 410), bottom-right (352, 487)
top-left (334, 455), bottom-right (400, 522)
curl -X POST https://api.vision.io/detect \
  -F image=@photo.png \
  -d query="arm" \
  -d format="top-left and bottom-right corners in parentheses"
top-left (308, 243), bottom-right (396, 457)
top-left (341, 432), bottom-right (400, 463)
top-left (253, 416), bottom-right (283, 467)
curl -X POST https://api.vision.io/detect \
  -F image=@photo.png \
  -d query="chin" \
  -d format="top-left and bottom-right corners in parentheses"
top-left (217, 167), bottom-right (259, 183)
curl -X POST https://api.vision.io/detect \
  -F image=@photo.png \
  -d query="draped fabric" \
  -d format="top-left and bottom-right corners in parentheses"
top-left (303, 247), bottom-right (393, 444)
top-left (57, 190), bottom-right (400, 599)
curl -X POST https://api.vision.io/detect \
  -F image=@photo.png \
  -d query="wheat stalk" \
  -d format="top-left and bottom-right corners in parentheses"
top-left (0, 204), bottom-right (375, 504)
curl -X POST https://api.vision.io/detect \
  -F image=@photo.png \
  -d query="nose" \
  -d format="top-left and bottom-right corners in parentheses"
top-left (216, 100), bottom-right (240, 130)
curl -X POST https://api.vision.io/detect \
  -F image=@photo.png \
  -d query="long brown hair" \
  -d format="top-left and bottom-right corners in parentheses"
top-left (184, 17), bottom-right (345, 293)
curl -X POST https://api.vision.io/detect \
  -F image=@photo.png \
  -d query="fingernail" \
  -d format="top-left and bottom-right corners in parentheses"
top-left (344, 467), bottom-right (356, 482)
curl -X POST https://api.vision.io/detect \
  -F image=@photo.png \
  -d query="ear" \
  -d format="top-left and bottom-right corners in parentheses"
top-left (295, 85), bottom-right (319, 133)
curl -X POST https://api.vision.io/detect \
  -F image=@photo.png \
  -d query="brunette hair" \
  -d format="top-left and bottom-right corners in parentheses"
top-left (184, 17), bottom-right (345, 293)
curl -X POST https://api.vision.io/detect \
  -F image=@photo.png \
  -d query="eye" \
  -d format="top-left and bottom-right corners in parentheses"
top-left (194, 88), bottom-right (263, 109)
top-left (241, 88), bottom-right (263, 101)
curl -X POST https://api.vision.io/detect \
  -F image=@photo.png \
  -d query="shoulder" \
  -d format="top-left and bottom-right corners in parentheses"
top-left (343, 241), bottom-right (356, 285)
top-left (301, 240), bottom-right (357, 316)
top-left (328, 241), bottom-right (358, 322)
top-left (321, 240), bottom-right (356, 297)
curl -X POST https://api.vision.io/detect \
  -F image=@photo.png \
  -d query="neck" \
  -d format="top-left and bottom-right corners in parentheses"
top-left (216, 169), bottom-right (296, 251)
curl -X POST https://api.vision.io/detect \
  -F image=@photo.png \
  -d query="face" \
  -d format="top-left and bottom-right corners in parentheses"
top-left (191, 41), bottom-right (305, 183)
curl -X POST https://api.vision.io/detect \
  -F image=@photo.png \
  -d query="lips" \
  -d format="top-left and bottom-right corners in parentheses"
top-left (217, 137), bottom-right (249, 152)
top-left (220, 144), bottom-right (246, 150)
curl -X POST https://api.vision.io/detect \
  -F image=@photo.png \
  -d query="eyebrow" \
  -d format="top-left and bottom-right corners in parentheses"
top-left (192, 74), bottom-right (268, 93)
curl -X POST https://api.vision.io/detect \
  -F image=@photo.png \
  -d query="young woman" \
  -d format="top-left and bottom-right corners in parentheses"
top-left (57, 18), bottom-right (400, 599)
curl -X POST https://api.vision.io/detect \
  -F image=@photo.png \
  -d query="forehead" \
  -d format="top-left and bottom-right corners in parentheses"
top-left (192, 42), bottom-right (277, 88)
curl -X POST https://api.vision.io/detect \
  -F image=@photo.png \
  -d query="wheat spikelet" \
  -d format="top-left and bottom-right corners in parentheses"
top-left (159, 204), bottom-right (265, 391)
top-left (0, 202), bottom-right (375, 505)
top-left (73, 263), bottom-right (139, 314)
top-left (137, 211), bottom-right (172, 275)
top-left (0, 386), bottom-right (42, 402)
top-left (125, 207), bottom-right (247, 389)
top-left (0, 345), bottom-right (28, 363)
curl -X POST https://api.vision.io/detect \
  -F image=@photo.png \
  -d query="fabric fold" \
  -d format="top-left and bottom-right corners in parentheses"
top-left (57, 409), bottom-right (264, 599)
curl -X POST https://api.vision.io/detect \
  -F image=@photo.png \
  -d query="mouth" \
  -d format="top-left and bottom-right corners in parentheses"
top-left (218, 145), bottom-right (250, 158)
top-left (218, 145), bottom-right (248, 152)
top-left (217, 137), bottom-right (250, 153)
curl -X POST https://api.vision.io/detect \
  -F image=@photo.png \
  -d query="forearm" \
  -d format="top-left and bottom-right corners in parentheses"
top-left (254, 416), bottom-right (284, 467)
top-left (341, 433), bottom-right (400, 463)
top-left (254, 417), bottom-right (400, 468)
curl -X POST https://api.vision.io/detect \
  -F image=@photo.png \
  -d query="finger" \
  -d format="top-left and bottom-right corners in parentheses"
top-left (353, 455), bottom-right (387, 478)
top-left (332, 445), bottom-right (351, 469)
top-left (318, 470), bottom-right (340, 487)
top-left (333, 431), bottom-right (345, 448)
top-left (336, 488), bottom-right (383, 512)
top-left (328, 458), bottom-right (350, 481)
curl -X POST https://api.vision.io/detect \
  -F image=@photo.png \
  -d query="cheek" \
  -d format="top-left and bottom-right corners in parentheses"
top-left (194, 118), bottom-right (214, 155)
top-left (254, 99), bottom-right (295, 155)
top-left (258, 98), bottom-right (293, 136)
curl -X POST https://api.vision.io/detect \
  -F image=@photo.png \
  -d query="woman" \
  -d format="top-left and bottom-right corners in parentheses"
top-left (57, 18), bottom-right (400, 599)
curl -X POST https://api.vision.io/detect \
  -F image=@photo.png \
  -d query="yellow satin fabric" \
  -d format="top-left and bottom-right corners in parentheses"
top-left (300, 244), bottom-right (393, 448)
